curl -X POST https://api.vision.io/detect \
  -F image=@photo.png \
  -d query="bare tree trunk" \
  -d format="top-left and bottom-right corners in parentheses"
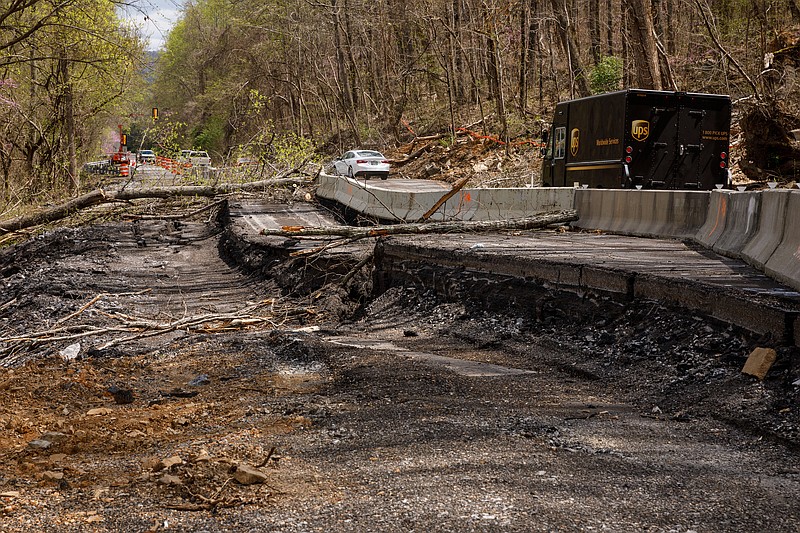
top-left (518, 0), bottom-right (531, 112)
top-left (666, 0), bottom-right (675, 54)
top-left (61, 57), bottom-right (78, 193)
top-left (790, 0), bottom-right (800, 22)
top-left (0, 176), bottom-right (310, 234)
top-left (528, 0), bottom-right (543, 107)
top-left (260, 210), bottom-right (579, 238)
top-left (66, 84), bottom-right (77, 193)
top-left (606, 0), bottom-right (614, 55)
top-left (332, 0), bottom-right (353, 113)
top-left (452, 0), bottom-right (466, 104)
top-left (651, 0), bottom-right (677, 90)
top-left (486, 35), bottom-right (499, 101)
top-left (624, 0), bottom-right (662, 90)
top-left (551, 0), bottom-right (591, 97)
top-left (492, 26), bottom-right (509, 152)
top-left (589, 0), bottom-right (602, 64)
top-left (342, 0), bottom-right (360, 111)
top-left (482, 3), bottom-right (508, 149)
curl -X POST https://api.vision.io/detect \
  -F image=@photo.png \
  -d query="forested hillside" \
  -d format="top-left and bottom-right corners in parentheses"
top-left (0, 0), bottom-right (143, 203)
top-left (1, 0), bottom-right (800, 210)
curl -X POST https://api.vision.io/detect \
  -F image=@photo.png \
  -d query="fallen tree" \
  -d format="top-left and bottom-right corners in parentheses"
top-left (0, 176), bottom-right (308, 234)
top-left (262, 210), bottom-right (578, 239)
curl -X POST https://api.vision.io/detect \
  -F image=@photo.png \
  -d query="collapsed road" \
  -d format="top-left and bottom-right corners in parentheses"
top-left (0, 197), bottom-right (798, 532)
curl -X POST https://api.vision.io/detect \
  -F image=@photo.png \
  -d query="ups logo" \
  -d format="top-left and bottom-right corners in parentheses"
top-left (570, 128), bottom-right (580, 156)
top-left (631, 120), bottom-right (650, 142)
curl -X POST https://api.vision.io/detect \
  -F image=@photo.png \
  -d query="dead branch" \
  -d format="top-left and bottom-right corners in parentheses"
top-left (96, 313), bottom-right (280, 350)
top-left (125, 200), bottom-right (227, 221)
top-left (277, 157), bottom-right (315, 179)
top-left (54, 289), bottom-right (152, 326)
top-left (255, 447), bottom-right (277, 468)
top-left (693, 0), bottom-right (760, 99)
top-left (412, 133), bottom-right (448, 142)
top-left (0, 303), bottom-right (287, 358)
top-left (340, 252), bottom-right (374, 286)
top-left (262, 210), bottom-right (578, 239)
top-left (0, 189), bottom-right (108, 234)
top-left (289, 236), bottom-right (363, 257)
top-left (391, 143), bottom-right (434, 166)
top-left (419, 175), bottom-right (470, 221)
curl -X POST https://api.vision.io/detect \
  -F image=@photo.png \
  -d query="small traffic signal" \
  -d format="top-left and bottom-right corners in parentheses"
top-left (121, 133), bottom-right (127, 146)
top-left (152, 107), bottom-right (158, 120)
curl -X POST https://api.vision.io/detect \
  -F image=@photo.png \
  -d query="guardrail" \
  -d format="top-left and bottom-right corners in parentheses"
top-left (573, 188), bottom-right (800, 293)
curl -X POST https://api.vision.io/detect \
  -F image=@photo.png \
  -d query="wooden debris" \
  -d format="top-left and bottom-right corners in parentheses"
top-left (419, 175), bottom-right (470, 221)
top-left (0, 298), bottom-right (284, 361)
top-left (261, 210), bottom-right (578, 240)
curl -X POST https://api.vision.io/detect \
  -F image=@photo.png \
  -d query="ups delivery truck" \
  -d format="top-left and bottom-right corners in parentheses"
top-left (540, 89), bottom-right (731, 189)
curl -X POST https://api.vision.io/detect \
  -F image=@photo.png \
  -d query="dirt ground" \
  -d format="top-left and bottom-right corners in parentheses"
top-left (1, 199), bottom-right (799, 532)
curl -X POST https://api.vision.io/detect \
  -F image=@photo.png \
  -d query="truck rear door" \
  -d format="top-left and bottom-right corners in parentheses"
top-left (676, 94), bottom-right (731, 189)
top-left (675, 100), bottom-right (708, 188)
top-left (626, 91), bottom-right (678, 188)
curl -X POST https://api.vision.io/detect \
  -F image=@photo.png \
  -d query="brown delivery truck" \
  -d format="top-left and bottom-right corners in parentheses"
top-left (540, 89), bottom-right (731, 189)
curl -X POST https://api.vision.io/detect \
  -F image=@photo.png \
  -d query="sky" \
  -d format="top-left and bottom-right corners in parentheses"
top-left (120, 0), bottom-right (183, 51)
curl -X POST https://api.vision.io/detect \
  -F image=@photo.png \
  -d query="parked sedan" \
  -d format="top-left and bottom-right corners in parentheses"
top-left (137, 149), bottom-right (156, 164)
top-left (333, 150), bottom-right (390, 180)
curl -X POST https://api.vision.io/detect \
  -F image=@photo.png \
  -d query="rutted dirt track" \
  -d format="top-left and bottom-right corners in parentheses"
top-left (1, 206), bottom-right (799, 532)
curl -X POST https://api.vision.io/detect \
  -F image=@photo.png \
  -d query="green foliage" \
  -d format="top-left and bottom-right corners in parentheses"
top-left (273, 132), bottom-right (319, 168)
top-left (193, 116), bottom-right (225, 153)
top-left (150, 120), bottom-right (187, 156)
top-left (0, 0), bottom-right (144, 201)
top-left (437, 136), bottom-right (455, 148)
top-left (589, 56), bottom-right (623, 95)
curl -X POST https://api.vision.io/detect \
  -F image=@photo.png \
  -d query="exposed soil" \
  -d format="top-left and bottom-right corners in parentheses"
top-left (1, 200), bottom-right (800, 531)
top-left (386, 137), bottom-right (542, 188)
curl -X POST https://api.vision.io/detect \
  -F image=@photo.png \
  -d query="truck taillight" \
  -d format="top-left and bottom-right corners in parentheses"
top-left (720, 152), bottom-right (727, 159)
top-left (625, 155), bottom-right (633, 164)
top-left (720, 161), bottom-right (726, 168)
top-left (626, 146), bottom-right (633, 154)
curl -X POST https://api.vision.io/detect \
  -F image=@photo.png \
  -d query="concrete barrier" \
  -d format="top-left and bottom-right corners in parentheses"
top-left (573, 189), bottom-right (617, 232)
top-left (317, 173), bottom-right (800, 292)
top-left (741, 190), bottom-right (790, 270)
top-left (316, 174), bottom-right (575, 222)
top-left (763, 191), bottom-right (800, 291)
top-left (316, 173), bottom-right (338, 200)
top-left (710, 191), bottom-right (762, 259)
top-left (695, 190), bottom-right (729, 248)
top-left (574, 190), bottom-right (708, 239)
top-left (456, 187), bottom-right (575, 221)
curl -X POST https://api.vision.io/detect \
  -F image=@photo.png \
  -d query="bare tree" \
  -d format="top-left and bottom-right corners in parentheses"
top-left (624, 0), bottom-right (662, 89)
top-left (550, 0), bottom-right (591, 97)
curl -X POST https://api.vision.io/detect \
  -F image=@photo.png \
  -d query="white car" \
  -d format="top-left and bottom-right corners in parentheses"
top-left (179, 150), bottom-right (211, 167)
top-left (137, 149), bottom-right (156, 164)
top-left (189, 150), bottom-right (211, 167)
top-left (333, 150), bottom-right (390, 180)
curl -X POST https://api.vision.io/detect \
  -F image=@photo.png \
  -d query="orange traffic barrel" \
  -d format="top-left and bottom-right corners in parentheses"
top-left (120, 162), bottom-right (129, 177)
